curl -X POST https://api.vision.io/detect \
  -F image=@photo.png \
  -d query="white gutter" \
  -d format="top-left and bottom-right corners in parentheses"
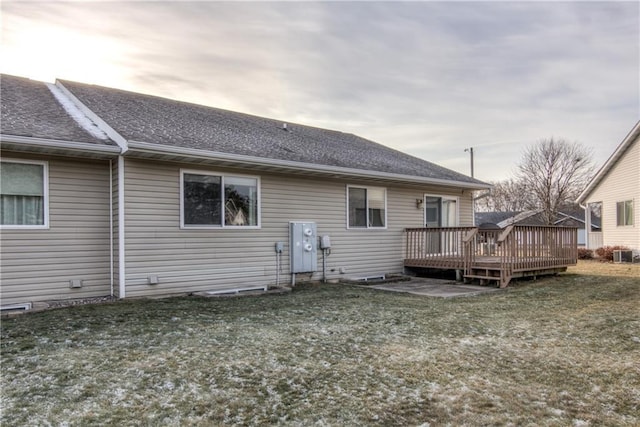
top-left (127, 140), bottom-right (490, 190)
top-left (0, 134), bottom-right (121, 155)
top-left (118, 155), bottom-right (126, 299)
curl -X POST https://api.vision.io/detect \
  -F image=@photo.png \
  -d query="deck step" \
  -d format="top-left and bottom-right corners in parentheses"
top-left (464, 274), bottom-right (501, 280)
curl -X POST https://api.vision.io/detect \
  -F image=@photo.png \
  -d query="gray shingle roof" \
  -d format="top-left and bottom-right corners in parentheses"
top-left (0, 75), bottom-right (114, 145)
top-left (59, 79), bottom-right (486, 185)
top-left (475, 211), bottom-right (523, 226)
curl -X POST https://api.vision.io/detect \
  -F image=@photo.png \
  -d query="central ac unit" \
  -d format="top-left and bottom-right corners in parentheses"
top-left (613, 250), bottom-right (633, 263)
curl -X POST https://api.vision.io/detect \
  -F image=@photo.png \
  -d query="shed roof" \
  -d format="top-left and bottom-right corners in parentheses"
top-left (475, 211), bottom-right (522, 226)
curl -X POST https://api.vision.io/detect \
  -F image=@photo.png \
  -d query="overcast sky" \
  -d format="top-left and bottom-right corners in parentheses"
top-left (2, 1), bottom-right (638, 181)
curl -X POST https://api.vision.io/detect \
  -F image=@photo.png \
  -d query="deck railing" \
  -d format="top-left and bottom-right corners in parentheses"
top-left (404, 227), bottom-right (476, 270)
top-left (500, 225), bottom-right (578, 272)
top-left (404, 226), bottom-right (578, 283)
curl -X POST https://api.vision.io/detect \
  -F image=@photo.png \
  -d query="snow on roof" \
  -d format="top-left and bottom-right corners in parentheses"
top-left (46, 83), bottom-right (109, 141)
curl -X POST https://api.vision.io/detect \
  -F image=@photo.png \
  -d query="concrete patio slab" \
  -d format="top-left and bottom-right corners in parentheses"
top-left (357, 278), bottom-right (503, 298)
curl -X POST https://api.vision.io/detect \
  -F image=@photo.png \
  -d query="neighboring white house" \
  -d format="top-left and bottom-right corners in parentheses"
top-left (0, 74), bottom-right (490, 307)
top-left (577, 121), bottom-right (640, 254)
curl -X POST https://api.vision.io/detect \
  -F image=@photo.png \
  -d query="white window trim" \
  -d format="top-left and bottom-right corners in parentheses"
top-left (180, 169), bottom-right (261, 229)
top-left (423, 194), bottom-right (460, 227)
top-left (0, 158), bottom-right (49, 230)
top-left (346, 185), bottom-right (388, 230)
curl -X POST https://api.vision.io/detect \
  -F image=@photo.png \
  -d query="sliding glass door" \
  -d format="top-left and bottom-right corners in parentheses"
top-left (424, 196), bottom-right (458, 254)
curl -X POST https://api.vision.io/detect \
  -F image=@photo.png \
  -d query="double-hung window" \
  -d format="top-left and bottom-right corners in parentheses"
top-left (616, 200), bottom-right (634, 226)
top-left (181, 170), bottom-right (259, 228)
top-left (0, 160), bottom-right (48, 228)
top-left (347, 185), bottom-right (386, 228)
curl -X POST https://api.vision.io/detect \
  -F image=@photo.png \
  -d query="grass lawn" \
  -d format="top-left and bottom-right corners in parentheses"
top-left (1, 261), bottom-right (639, 426)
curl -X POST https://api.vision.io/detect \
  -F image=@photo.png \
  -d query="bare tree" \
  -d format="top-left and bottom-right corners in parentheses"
top-left (475, 179), bottom-right (533, 212)
top-left (516, 138), bottom-right (595, 224)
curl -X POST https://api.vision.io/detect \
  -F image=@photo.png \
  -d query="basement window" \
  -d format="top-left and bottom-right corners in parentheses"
top-left (180, 170), bottom-right (259, 228)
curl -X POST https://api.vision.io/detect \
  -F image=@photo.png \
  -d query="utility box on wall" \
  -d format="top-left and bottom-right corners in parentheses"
top-left (290, 222), bottom-right (318, 273)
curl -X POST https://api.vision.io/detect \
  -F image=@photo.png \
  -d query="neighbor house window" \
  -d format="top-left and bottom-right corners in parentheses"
top-left (0, 160), bottom-right (48, 228)
top-left (347, 186), bottom-right (386, 228)
top-left (588, 201), bottom-right (602, 231)
top-left (616, 200), bottom-right (633, 226)
top-left (181, 170), bottom-right (259, 228)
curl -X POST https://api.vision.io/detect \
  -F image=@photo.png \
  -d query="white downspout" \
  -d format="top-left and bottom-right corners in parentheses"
top-left (118, 155), bottom-right (126, 298)
top-left (109, 159), bottom-right (114, 296)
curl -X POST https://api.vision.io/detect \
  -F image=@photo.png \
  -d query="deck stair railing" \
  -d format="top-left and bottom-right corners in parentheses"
top-left (462, 226), bottom-right (510, 285)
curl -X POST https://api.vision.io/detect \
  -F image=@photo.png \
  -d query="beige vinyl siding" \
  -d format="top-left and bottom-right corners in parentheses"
top-left (122, 158), bottom-right (475, 297)
top-left (584, 136), bottom-right (639, 251)
top-left (0, 154), bottom-right (112, 305)
top-left (459, 193), bottom-right (474, 226)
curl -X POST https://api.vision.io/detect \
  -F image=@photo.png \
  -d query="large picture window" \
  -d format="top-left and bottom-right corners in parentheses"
top-left (347, 186), bottom-right (386, 228)
top-left (181, 171), bottom-right (259, 228)
top-left (1, 160), bottom-right (48, 228)
top-left (616, 200), bottom-right (634, 226)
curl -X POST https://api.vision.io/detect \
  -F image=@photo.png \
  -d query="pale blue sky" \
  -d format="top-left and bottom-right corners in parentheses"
top-left (2, 1), bottom-right (638, 181)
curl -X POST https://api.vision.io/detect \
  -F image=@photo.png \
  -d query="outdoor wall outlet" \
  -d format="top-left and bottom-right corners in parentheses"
top-left (339, 267), bottom-right (347, 274)
top-left (69, 279), bottom-right (83, 288)
top-left (148, 275), bottom-right (160, 285)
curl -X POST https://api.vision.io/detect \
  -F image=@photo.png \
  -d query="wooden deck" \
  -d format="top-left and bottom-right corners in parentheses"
top-left (404, 226), bottom-right (578, 287)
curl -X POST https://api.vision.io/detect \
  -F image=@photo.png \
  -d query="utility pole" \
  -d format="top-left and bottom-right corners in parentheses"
top-left (464, 147), bottom-right (474, 177)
